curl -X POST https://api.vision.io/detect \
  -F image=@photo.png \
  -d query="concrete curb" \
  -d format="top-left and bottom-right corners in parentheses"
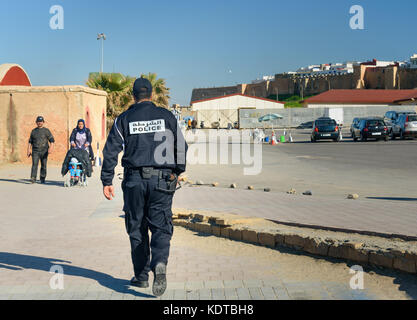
top-left (172, 212), bottom-right (417, 275)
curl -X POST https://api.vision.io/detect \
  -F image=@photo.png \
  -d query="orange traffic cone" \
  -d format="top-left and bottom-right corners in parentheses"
top-left (271, 131), bottom-right (277, 145)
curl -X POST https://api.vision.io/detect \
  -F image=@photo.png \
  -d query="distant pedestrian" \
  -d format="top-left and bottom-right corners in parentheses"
top-left (70, 119), bottom-right (94, 160)
top-left (27, 116), bottom-right (55, 184)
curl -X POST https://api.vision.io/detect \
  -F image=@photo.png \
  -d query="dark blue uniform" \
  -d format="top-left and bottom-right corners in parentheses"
top-left (101, 101), bottom-right (188, 282)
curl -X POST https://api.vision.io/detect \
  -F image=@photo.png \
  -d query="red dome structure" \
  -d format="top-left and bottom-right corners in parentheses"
top-left (0, 64), bottom-right (31, 86)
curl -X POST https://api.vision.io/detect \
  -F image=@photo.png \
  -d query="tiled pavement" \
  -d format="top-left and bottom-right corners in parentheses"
top-left (174, 186), bottom-right (417, 238)
top-left (0, 166), bottom-right (415, 300)
top-left (0, 281), bottom-right (379, 300)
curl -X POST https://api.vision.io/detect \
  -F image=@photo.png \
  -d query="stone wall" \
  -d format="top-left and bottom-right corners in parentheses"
top-left (191, 86), bottom-right (238, 103)
top-left (191, 66), bottom-right (417, 103)
top-left (0, 86), bottom-right (107, 165)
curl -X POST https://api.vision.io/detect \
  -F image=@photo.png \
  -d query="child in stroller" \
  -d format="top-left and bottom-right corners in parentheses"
top-left (67, 158), bottom-right (85, 186)
top-left (62, 149), bottom-right (92, 188)
top-left (64, 157), bottom-right (88, 187)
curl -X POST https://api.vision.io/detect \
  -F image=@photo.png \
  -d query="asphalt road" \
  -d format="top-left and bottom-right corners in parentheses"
top-left (185, 129), bottom-right (417, 199)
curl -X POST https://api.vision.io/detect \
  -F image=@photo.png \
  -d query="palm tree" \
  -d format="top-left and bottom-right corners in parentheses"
top-left (140, 72), bottom-right (170, 109)
top-left (86, 73), bottom-right (135, 120)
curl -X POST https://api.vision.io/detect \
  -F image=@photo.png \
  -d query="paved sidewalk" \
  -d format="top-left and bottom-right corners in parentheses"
top-left (0, 165), bottom-right (416, 300)
top-left (174, 186), bottom-right (417, 239)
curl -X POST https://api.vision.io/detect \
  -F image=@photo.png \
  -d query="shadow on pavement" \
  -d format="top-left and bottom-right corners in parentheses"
top-left (366, 197), bottom-right (417, 202)
top-left (0, 178), bottom-right (33, 185)
top-left (290, 140), bottom-right (355, 144)
top-left (0, 179), bottom-right (64, 187)
top-left (0, 252), bottom-right (155, 298)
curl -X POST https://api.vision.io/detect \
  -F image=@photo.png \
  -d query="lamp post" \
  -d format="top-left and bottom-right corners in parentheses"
top-left (97, 33), bottom-right (107, 73)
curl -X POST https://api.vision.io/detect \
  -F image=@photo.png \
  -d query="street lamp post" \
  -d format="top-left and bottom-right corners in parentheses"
top-left (97, 33), bottom-right (106, 73)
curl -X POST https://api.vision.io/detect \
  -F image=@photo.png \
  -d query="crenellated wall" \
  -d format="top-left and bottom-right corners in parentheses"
top-left (191, 65), bottom-right (417, 103)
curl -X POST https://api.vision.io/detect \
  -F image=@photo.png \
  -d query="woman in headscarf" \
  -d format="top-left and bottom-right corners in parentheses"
top-left (70, 119), bottom-right (94, 159)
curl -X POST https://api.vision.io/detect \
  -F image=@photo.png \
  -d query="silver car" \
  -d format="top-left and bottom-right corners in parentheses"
top-left (391, 113), bottom-right (417, 139)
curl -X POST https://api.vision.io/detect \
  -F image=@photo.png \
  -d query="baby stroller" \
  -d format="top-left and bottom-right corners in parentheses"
top-left (61, 149), bottom-right (92, 188)
top-left (65, 158), bottom-right (87, 187)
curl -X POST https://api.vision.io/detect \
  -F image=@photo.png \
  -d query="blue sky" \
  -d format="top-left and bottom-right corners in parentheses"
top-left (1, 0), bottom-right (416, 105)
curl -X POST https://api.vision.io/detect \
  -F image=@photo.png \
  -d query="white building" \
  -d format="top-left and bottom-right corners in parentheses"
top-left (292, 62), bottom-right (356, 77)
top-left (191, 94), bottom-right (285, 128)
top-left (409, 54), bottom-right (417, 69)
top-left (191, 94), bottom-right (284, 111)
top-left (251, 75), bottom-right (275, 84)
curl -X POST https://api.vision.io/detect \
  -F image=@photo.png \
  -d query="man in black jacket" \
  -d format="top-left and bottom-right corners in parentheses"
top-left (101, 78), bottom-right (188, 297)
top-left (27, 116), bottom-right (55, 184)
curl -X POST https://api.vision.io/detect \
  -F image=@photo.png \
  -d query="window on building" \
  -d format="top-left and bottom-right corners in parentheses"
top-left (102, 111), bottom-right (106, 139)
top-left (86, 109), bottom-right (90, 129)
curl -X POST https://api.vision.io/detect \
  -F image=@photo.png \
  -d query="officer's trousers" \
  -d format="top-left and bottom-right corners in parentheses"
top-left (31, 150), bottom-right (48, 180)
top-left (122, 170), bottom-right (174, 281)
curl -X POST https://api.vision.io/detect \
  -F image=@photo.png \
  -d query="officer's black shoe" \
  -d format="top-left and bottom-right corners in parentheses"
top-left (40, 179), bottom-right (46, 184)
top-left (30, 178), bottom-right (36, 184)
top-left (130, 277), bottom-right (149, 288)
top-left (152, 263), bottom-right (167, 297)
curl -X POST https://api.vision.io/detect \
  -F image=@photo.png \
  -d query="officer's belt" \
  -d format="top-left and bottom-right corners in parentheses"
top-left (126, 167), bottom-right (172, 179)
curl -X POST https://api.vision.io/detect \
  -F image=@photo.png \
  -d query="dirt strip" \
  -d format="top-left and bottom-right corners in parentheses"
top-left (172, 208), bottom-right (417, 275)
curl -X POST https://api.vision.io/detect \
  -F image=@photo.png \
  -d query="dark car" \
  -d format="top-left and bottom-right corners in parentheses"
top-left (384, 111), bottom-right (416, 134)
top-left (350, 117), bottom-right (364, 137)
top-left (297, 121), bottom-right (314, 129)
top-left (311, 117), bottom-right (341, 142)
top-left (391, 113), bottom-right (417, 140)
top-left (352, 118), bottom-right (388, 142)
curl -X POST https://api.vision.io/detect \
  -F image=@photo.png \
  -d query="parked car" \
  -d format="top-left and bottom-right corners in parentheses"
top-left (350, 117), bottom-right (364, 137)
top-left (297, 121), bottom-right (314, 129)
top-left (391, 113), bottom-right (417, 140)
top-left (384, 111), bottom-right (416, 134)
top-left (311, 117), bottom-right (341, 142)
top-left (352, 118), bottom-right (388, 142)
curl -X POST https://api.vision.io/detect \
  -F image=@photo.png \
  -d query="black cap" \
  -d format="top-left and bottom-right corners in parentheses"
top-left (36, 116), bottom-right (44, 123)
top-left (133, 78), bottom-right (152, 97)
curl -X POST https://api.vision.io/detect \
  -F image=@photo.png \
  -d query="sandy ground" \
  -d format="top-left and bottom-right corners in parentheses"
top-left (174, 226), bottom-right (417, 300)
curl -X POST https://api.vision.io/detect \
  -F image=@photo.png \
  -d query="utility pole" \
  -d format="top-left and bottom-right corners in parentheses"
top-left (97, 33), bottom-right (107, 73)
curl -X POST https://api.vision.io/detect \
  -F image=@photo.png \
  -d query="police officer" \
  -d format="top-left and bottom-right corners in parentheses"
top-left (27, 116), bottom-right (55, 184)
top-left (101, 78), bottom-right (188, 297)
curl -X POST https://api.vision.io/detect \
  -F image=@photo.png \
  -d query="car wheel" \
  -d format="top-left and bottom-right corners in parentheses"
top-left (360, 132), bottom-right (367, 142)
top-left (400, 130), bottom-right (405, 140)
top-left (352, 132), bottom-right (358, 142)
top-left (390, 130), bottom-right (396, 140)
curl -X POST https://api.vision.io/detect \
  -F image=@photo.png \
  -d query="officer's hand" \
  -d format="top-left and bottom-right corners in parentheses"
top-left (103, 186), bottom-right (115, 200)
